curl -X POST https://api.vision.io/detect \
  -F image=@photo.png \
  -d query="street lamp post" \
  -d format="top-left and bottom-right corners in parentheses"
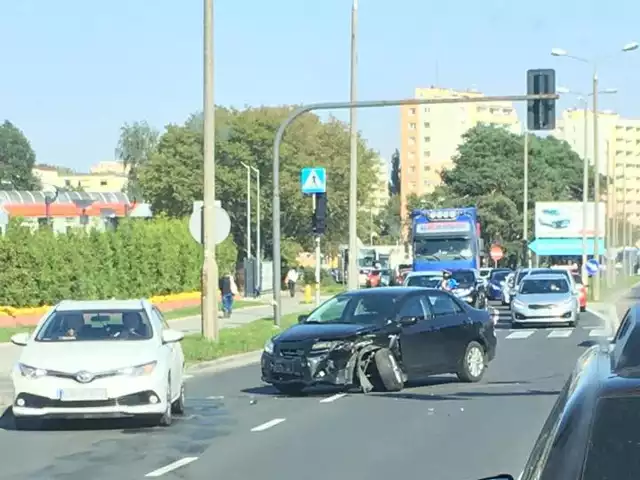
top-left (241, 162), bottom-right (252, 261)
top-left (551, 42), bottom-right (638, 300)
top-left (42, 185), bottom-right (61, 228)
top-left (556, 86), bottom-right (617, 285)
top-left (347, 0), bottom-right (359, 291)
top-left (250, 166), bottom-right (261, 294)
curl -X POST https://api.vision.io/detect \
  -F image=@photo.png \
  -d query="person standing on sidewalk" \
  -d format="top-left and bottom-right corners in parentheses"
top-left (285, 267), bottom-right (299, 298)
top-left (219, 271), bottom-right (239, 318)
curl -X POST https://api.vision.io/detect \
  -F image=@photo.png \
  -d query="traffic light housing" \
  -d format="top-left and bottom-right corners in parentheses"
top-left (527, 69), bottom-right (556, 131)
top-left (312, 192), bottom-right (327, 235)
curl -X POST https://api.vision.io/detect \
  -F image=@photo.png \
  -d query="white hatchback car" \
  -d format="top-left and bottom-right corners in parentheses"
top-left (10, 299), bottom-right (186, 429)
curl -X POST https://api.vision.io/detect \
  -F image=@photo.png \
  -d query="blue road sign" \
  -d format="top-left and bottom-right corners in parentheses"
top-left (585, 258), bottom-right (600, 276)
top-left (300, 167), bottom-right (327, 194)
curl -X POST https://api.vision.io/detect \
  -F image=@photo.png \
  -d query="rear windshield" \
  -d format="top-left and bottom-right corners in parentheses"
top-left (406, 276), bottom-right (441, 288)
top-left (490, 270), bottom-right (510, 282)
top-left (530, 269), bottom-right (570, 281)
top-left (35, 310), bottom-right (153, 342)
top-left (583, 396), bottom-right (640, 480)
top-left (452, 271), bottom-right (475, 284)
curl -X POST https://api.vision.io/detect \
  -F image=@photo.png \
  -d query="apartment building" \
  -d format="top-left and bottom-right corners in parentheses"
top-left (399, 87), bottom-right (521, 220)
top-left (33, 161), bottom-right (129, 193)
top-left (555, 109), bottom-right (640, 227)
top-left (369, 156), bottom-right (390, 216)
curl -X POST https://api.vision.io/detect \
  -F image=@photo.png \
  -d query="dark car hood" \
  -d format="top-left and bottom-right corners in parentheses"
top-left (276, 323), bottom-right (378, 342)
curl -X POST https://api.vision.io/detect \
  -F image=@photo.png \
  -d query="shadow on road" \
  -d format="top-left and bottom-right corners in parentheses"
top-left (370, 388), bottom-right (561, 402)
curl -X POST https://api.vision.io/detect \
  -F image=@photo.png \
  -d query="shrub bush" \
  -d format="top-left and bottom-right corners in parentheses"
top-left (0, 217), bottom-right (238, 307)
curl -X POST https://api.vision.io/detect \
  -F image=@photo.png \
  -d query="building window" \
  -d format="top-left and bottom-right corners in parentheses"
top-left (424, 122), bottom-right (430, 128)
top-left (424, 107), bottom-right (430, 113)
top-left (423, 151), bottom-right (430, 158)
top-left (409, 166), bottom-right (416, 174)
top-left (408, 137), bottom-right (416, 146)
top-left (409, 123), bottom-right (416, 130)
top-left (424, 136), bottom-right (431, 143)
top-left (64, 179), bottom-right (71, 187)
top-left (423, 164), bottom-right (432, 171)
top-left (408, 151), bottom-right (415, 160)
top-left (409, 108), bottom-right (416, 115)
top-left (100, 180), bottom-right (108, 186)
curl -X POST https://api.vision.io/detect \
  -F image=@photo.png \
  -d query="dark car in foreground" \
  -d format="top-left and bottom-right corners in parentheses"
top-left (475, 303), bottom-right (640, 480)
top-left (261, 287), bottom-right (497, 395)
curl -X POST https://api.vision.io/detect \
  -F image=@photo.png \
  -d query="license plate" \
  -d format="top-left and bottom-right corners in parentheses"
top-left (58, 388), bottom-right (108, 401)
top-left (272, 361), bottom-right (294, 374)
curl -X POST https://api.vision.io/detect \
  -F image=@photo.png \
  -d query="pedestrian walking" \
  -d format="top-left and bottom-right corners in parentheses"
top-left (219, 271), bottom-right (239, 318)
top-left (285, 267), bottom-right (299, 298)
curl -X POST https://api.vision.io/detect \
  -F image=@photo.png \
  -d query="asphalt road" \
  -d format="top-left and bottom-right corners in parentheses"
top-left (0, 303), bottom-right (611, 480)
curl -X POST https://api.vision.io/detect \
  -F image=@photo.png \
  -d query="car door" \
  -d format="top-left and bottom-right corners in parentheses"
top-left (396, 294), bottom-right (438, 375)
top-left (152, 306), bottom-right (184, 395)
top-left (424, 291), bottom-right (470, 371)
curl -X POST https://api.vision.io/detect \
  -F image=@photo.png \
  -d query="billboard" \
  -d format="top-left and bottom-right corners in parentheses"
top-left (534, 202), bottom-right (605, 238)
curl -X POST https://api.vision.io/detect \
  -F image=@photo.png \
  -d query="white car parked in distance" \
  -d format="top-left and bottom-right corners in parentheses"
top-left (10, 299), bottom-right (186, 429)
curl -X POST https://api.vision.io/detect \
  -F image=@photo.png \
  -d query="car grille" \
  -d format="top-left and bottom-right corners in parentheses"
top-left (277, 341), bottom-right (310, 358)
top-left (529, 304), bottom-right (553, 310)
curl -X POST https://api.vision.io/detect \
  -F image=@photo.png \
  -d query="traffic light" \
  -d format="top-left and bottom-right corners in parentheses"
top-left (527, 69), bottom-right (556, 131)
top-left (312, 192), bottom-right (327, 235)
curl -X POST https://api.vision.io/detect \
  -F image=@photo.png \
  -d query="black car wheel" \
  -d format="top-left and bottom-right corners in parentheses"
top-left (373, 348), bottom-right (404, 392)
top-left (456, 341), bottom-right (486, 383)
top-left (273, 383), bottom-right (306, 396)
top-left (171, 383), bottom-right (186, 415)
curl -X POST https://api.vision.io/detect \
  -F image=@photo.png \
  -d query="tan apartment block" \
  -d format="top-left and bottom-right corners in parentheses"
top-left (399, 87), bottom-right (521, 221)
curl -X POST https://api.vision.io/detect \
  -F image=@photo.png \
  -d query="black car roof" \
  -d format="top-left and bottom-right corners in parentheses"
top-left (339, 287), bottom-right (430, 298)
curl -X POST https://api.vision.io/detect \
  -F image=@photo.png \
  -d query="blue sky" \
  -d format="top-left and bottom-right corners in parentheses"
top-left (1, 0), bottom-right (638, 172)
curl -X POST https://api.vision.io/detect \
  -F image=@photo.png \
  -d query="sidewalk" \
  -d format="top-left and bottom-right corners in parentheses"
top-left (588, 279), bottom-right (640, 334)
top-left (0, 292), bottom-right (325, 407)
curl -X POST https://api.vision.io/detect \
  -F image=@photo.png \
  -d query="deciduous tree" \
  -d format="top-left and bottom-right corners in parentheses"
top-left (0, 121), bottom-right (40, 190)
top-left (115, 121), bottom-right (159, 199)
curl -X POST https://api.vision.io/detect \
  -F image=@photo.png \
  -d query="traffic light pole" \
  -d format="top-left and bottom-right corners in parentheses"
top-left (271, 93), bottom-right (559, 327)
top-left (313, 193), bottom-right (321, 306)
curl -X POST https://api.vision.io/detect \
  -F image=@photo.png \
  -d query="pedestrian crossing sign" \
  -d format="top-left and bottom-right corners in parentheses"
top-left (300, 167), bottom-right (327, 194)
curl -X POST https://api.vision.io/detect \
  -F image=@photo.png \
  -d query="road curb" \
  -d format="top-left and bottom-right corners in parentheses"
top-left (186, 350), bottom-right (262, 375)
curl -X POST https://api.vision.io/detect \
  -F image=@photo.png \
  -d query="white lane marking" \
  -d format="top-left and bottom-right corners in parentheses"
top-left (145, 457), bottom-right (199, 477)
top-left (206, 395), bottom-right (224, 400)
top-left (183, 374), bottom-right (194, 379)
top-left (547, 329), bottom-right (573, 338)
top-left (320, 393), bottom-right (347, 403)
top-left (250, 418), bottom-right (286, 432)
top-left (589, 328), bottom-right (609, 337)
top-left (505, 330), bottom-right (535, 339)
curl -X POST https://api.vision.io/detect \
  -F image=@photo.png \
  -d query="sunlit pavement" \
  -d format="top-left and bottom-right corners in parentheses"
top-left (0, 305), bottom-right (609, 480)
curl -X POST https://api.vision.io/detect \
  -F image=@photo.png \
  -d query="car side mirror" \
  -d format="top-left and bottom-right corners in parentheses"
top-left (161, 329), bottom-right (184, 344)
top-left (476, 475), bottom-right (514, 480)
top-left (399, 316), bottom-right (418, 326)
top-left (298, 315), bottom-right (308, 324)
top-left (10, 332), bottom-right (30, 346)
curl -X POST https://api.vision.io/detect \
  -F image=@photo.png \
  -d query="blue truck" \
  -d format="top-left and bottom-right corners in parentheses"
top-left (410, 207), bottom-right (482, 272)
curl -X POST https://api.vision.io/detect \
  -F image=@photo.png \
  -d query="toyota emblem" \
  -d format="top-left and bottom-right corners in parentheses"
top-left (75, 371), bottom-right (94, 383)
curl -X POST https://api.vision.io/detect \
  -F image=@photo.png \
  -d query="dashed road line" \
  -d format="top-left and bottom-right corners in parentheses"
top-left (589, 328), bottom-right (610, 337)
top-left (319, 393), bottom-right (347, 403)
top-left (145, 457), bottom-right (199, 477)
top-left (547, 329), bottom-right (573, 338)
top-left (183, 374), bottom-right (194, 379)
top-left (250, 418), bottom-right (286, 432)
top-left (505, 330), bottom-right (535, 339)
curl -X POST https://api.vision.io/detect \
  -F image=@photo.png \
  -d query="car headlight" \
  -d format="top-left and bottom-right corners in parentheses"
top-left (311, 341), bottom-right (352, 352)
top-left (18, 363), bottom-right (48, 379)
top-left (454, 288), bottom-right (473, 297)
top-left (116, 361), bottom-right (157, 377)
top-left (512, 300), bottom-right (526, 309)
top-left (264, 338), bottom-right (274, 355)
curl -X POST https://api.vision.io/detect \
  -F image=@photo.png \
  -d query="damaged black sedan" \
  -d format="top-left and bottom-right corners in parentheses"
top-left (261, 287), bottom-right (497, 395)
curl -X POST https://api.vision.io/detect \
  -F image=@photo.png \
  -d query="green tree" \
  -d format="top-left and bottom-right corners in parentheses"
top-left (421, 125), bottom-right (597, 250)
top-left (115, 121), bottom-right (159, 199)
top-left (0, 121), bottom-right (41, 190)
top-left (389, 148), bottom-right (401, 196)
top-left (376, 195), bottom-right (402, 243)
top-left (138, 106), bottom-right (379, 259)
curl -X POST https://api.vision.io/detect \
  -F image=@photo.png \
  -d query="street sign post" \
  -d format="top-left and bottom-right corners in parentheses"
top-left (188, 200), bottom-right (231, 246)
top-left (585, 258), bottom-right (600, 277)
top-left (490, 245), bottom-right (504, 267)
top-left (301, 168), bottom-right (327, 306)
top-left (301, 167), bottom-right (327, 195)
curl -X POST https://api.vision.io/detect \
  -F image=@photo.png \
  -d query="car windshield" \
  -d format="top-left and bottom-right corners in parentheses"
top-left (520, 278), bottom-right (569, 295)
top-left (406, 276), bottom-right (442, 288)
top-left (479, 269), bottom-right (491, 278)
top-left (490, 270), bottom-right (510, 282)
top-left (515, 270), bottom-right (531, 285)
top-left (35, 310), bottom-right (153, 342)
top-left (451, 271), bottom-right (475, 285)
top-left (414, 237), bottom-right (473, 261)
top-left (304, 294), bottom-right (397, 325)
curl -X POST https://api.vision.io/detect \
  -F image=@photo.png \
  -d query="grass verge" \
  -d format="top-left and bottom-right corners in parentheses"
top-left (181, 312), bottom-right (305, 365)
top-left (0, 327), bottom-right (33, 343)
top-left (164, 299), bottom-right (265, 321)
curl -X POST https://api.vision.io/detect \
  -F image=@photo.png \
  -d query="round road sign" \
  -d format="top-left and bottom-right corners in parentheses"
top-left (585, 258), bottom-right (600, 276)
top-left (188, 201), bottom-right (231, 246)
top-left (490, 245), bottom-right (504, 261)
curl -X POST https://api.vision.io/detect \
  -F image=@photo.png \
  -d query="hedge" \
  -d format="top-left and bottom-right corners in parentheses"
top-left (0, 217), bottom-right (238, 308)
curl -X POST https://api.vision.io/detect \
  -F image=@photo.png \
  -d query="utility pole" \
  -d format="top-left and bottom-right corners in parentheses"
top-left (252, 166), bottom-right (261, 292)
top-left (581, 99), bottom-right (589, 285)
top-left (347, 0), bottom-right (359, 290)
top-left (592, 70), bottom-right (601, 301)
top-left (201, 0), bottom-right (219, 340)
top-left (241, 162), bottom-right (252, 260)
top-left (523, 131), bottom-right (531, 268)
